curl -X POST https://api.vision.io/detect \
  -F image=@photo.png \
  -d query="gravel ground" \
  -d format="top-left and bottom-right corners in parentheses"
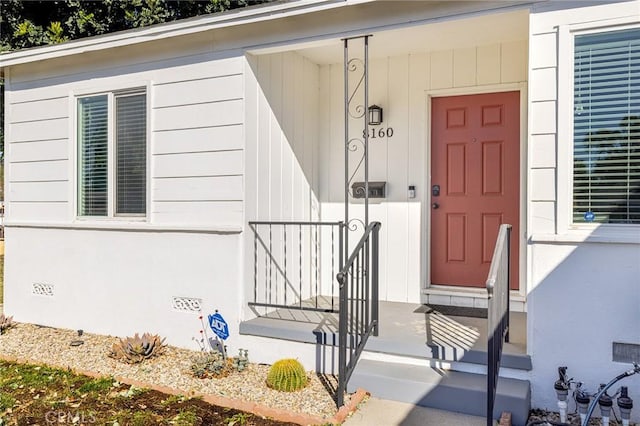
top-left (527, 408), bottom-right (638, 425)
top-left (0, 323), bottom-right (347, 421)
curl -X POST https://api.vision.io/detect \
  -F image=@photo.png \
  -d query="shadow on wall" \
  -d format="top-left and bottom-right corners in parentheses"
top-left (397, 236), bottom-right (640, 425)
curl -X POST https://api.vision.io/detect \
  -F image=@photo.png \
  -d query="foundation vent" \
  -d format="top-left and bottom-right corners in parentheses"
top-left (172, 296), bottom-right (202, 312)
top-left (32, 283), bottom-right (54, 297)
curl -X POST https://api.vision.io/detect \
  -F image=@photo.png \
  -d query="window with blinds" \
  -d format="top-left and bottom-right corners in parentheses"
top-left (115, 93), bottom-right (146, 215)
top-left (77, 90), bottom-right (147, 217)
top-left (573, 28), bottom-right (640, 224)
top-left (78, 95), bottom-right (108, 216)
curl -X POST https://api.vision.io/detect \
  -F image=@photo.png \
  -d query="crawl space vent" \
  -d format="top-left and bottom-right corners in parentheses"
top-left (172, 297), bottom-right (202, 312)
top-left (32, 283), bottom-right (54, 297)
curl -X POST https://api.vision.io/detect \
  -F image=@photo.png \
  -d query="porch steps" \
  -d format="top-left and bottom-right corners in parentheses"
top-left (347, 358), bottom-right (531, 426)
top-left (239, 301), bottom-right (531, 425)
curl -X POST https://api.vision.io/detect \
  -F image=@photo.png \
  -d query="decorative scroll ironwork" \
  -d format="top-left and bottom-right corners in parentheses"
top-left (337, 35), bottom-right (379, 410)
top-left (344, 35), bottom-right (371, 236)
top-left (347, 218), bottom-right (365, 233)
top-left (346, 58), bottom-right (366, 119)
top-left (347, 138), bottom-right (366, 197)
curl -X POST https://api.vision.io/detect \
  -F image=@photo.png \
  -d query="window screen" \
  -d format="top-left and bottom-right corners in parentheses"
top-left (78, 95), bottom-right (108, 216)
top-left (573, 28), bottom-right (640, 224)
top-left (115, 93), bottom-right (147, 215)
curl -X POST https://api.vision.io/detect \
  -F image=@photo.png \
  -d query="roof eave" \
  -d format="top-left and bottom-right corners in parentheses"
top-left (0, 0), bottom-right (370, 68)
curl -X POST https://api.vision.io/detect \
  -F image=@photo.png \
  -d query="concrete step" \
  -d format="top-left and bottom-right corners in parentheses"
top-left (239, 312), bottom-right (531, 370)
top-left (347, 358), bottom-right (531, 426)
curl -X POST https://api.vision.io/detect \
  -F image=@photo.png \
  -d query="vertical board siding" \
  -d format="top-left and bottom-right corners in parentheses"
top-left (318, 40), bottom-right (527, 303)
top-left (244, 50), bottom-right (321, 309)
top-left (247, 50), bottom-right (320, 223)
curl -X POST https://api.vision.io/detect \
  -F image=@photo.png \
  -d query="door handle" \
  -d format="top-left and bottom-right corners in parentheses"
top-left (432, 203), bottom-right (439, 209)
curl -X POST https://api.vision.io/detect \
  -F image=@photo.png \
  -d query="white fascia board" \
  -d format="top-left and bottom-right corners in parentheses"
top-left (0, 0), bottom-right (372, 68)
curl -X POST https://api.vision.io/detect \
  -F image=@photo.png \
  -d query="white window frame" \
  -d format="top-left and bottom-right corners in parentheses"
top-left (73, 83), bottom-right (151, 222)
top-left (556, 18), bottom-right (640, 242)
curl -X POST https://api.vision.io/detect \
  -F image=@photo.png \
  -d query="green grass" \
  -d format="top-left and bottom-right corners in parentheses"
top-left (76, 376), bottom-right (114, 394)
top-left (0, 360), bottom-right (290, 426)
top-left (0, 254), bottom-right (4, 305)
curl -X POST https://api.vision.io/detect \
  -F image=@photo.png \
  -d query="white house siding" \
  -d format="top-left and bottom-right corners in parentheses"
top-left (527, 0), bottom-right (640, 418)
top-left (4, 34), bottom-right (247, 349)
top-left (242, 51), bottom-right (322, 315)
top-left (318, 40), bottom-right (528, 304)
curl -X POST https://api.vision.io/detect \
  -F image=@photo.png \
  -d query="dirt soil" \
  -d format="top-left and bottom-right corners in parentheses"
top-left (0, 360), bottom-right (299, 426)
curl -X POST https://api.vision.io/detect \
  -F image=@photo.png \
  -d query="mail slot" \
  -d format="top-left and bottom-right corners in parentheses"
top-left (351, 181), bottom-right (386, 199)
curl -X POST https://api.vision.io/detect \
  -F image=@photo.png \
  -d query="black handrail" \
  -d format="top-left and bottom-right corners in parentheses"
top-left (336, 221), bottom-right (381, 407)
top-left (486, 224), bottom-right (512, 426)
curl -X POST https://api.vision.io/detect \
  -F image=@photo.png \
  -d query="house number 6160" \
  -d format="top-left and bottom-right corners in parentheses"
top-left (363, 127), bottom-right (394, 139)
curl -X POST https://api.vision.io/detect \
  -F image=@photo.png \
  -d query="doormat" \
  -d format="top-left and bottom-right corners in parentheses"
top-left (415, 304), bottom-right (488, 319)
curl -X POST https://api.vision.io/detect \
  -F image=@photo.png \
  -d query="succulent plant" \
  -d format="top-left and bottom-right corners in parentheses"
top-left (266, 359), bottom-right (308, 392)
top-left (190, 350), bottom-right (227, 378)
top-left (233, 349), bottom-right (249, 372)
top-left (109, 333), bottom-right (165, 364)
top-left (0, 314), bottom-right (14, 335)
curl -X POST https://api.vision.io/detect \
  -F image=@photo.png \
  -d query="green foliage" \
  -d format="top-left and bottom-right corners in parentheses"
top-left (190, 350), bottom-right (227, 378)
top-left (117, 385), bottom-right (146, 399)
top-left (0, 392), bottom-right (16, 411)
top-left (191, 348), bottom-right (249, 378)
top-left (46, 21), bottom-right (68, 44)
top-left (172, 409), bottom-right (198, 425)
top-left (76, 376), bottom-right (116, 394)
top-left (265, 358), bottom-right (308, 392)
top-left (0, 0), bottom-right (274, 53)
top-left (226, 412), bottom-right (252, 426)
top-left (232, 349), bottom-right (249, 372)
top-left (109, 333), bottom-right (166, 364)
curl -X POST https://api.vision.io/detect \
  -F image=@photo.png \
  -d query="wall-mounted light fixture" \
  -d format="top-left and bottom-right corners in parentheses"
top-left (368, 104), bottom-right (383, 125)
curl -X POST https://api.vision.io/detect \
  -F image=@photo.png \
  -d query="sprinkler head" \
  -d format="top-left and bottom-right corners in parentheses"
top-left (554, 367), bottom-right (570, 401)
top-left (617, 386), bottom-right (633, 421)
top-left (554, 384), bottom-right (569, 401)
top-left (598, 385), bottom-right (613, 418)
top-left (576, 390), bottom-right (590, 415)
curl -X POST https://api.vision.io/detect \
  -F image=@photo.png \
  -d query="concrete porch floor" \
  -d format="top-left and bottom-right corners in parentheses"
top-left (240, 298), bottom-right (530, 370)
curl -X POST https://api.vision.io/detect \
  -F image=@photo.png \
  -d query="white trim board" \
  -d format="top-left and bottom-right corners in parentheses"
top-left (424, 286), bottom-right (527, 312)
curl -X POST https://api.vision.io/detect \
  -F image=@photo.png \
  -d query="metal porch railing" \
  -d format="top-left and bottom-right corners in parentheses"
top-left (248, 221), bottom-right (343, 313)
top-left (486, 224), bottom-right (512, 426)
top-left (336, 221), bottom-right (381, 407)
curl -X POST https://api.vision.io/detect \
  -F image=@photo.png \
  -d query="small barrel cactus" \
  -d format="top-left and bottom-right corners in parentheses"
top-left (266, 359), bottom-right (308, 392)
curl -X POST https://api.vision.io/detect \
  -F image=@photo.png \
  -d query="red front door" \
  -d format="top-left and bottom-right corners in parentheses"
top-left (430, 91), bottom-right (520, 289)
